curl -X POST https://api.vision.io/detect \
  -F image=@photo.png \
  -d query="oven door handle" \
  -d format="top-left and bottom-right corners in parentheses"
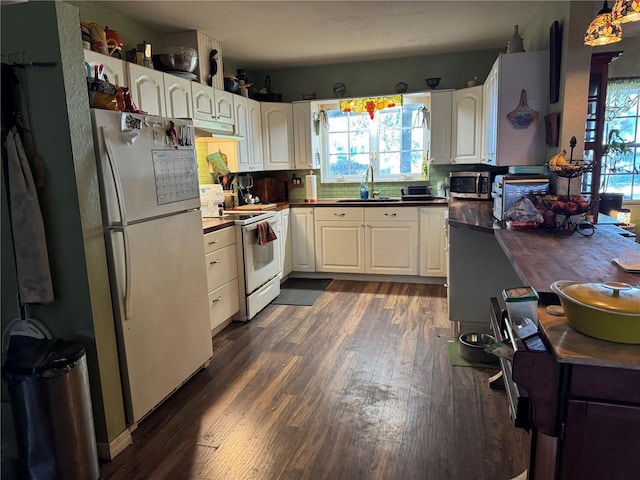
top-left (243, 219), bottom-right (276, 233)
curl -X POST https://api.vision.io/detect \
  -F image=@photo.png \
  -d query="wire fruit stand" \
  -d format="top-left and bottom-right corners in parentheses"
top-left (543, 137), bottom-right (596, 236)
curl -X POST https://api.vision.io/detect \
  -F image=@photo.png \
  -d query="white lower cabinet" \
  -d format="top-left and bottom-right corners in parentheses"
top-left (281, 209), bottom-right (292, 277)
top-left (291, 208), bottom-right (315, 272)
top-left (313, 207), bottom-right (418, 275)
top-left (315, 208), bottom-right (365, 273)
top-left (419, 206), bottom-right (448, 277)
top-left (364, 208), bottom-right (418, 275)
top-left (203, 227), bottom-right (239, 336)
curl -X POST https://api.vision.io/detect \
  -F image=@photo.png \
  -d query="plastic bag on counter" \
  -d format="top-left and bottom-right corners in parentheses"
top-left (504, 196), bottom-right (544, 224)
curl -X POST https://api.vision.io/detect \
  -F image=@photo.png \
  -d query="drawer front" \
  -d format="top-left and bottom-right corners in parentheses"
top-left (203, 227), bottom-right (236, 254)
top-left (205, 244), bottom-right (238, 291)
top-left (365, 207), bottom-right (418, 222)
top-left (314, 207), bottom-right (365, 222)
top-left (208, 280), bottom-right (239, 331)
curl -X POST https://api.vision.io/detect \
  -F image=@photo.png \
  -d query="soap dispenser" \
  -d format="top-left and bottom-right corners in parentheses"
top-left (360, 182), bottom-right (369, 199)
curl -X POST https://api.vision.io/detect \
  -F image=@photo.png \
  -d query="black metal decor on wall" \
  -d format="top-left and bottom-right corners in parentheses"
top-left (550, 20), bottom-right (562, 104)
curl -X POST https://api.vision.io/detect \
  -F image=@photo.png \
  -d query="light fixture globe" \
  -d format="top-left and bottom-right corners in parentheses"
top-left (584, 1), bottom-right (623, 46)
top-left (612, 0), bottom-right (640, 24)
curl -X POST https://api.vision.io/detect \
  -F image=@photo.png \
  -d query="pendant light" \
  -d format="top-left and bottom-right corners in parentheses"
top-left (612, 0), bottom-right (640, 24)
top-left (584, 1), bottom-right (623, 46)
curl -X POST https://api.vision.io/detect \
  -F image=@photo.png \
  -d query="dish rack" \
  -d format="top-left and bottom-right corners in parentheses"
top-left (542, 136), bottom-right (595, 236)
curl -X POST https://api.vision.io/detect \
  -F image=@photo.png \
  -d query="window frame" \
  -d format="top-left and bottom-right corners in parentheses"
top-left (315, 93), bottom-right (429, 184)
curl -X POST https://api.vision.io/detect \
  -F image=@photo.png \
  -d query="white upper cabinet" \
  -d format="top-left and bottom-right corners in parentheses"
top-left (84, 50), bottom-right (127, 88)
top-left (481, 51), bottom-right (548, 166)
top-left (164, 74), bottom-right (193, 119)
top-left (214, 88), bottom-right (234, 125)
top-left (482, 66), bottom-right (499, 165)
top-left (293, 101), bottom-right (315, 169)
top-left (248, 99), bottom-right (264, 170)
top-left (127, 62), bottom-right (166, 117)
top-left (233, 95), bottom-right (251, 171)
top-left (261, 102), bottom-right (294, 170)
top-left (451, 85), bottom-right (483, 164)
top-left (192, 82), bottom-right (216, 121)
top-left (227, 97), bottom-right (264, 173)
top-left (428, 90), bottom-right (453, 165)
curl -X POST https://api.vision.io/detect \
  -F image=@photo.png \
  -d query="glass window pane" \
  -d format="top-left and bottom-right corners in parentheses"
top-left (328, 132), bottom-right (348, 155)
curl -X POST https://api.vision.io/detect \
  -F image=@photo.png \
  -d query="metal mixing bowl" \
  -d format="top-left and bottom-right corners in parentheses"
top-left (458, 333), bottom-right (497, 363)
top-left (153, 47), bottom-right (198, 72)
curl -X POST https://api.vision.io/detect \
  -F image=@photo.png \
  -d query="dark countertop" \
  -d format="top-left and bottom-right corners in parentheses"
top-left (288, 198), bottom-right (449, 207)
top-left (202, 202), bottom-right (291, 234)
top-left (495, 226), bottom-right (640, 296)
top-left (536, 306), bottom-right (640, 370)
top-left (448, 199), bottom-right (501, 232)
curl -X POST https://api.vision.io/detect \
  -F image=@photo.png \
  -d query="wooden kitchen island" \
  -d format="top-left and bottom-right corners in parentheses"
top-left (489, 219), bottom-right (640, 479)
top-left (450, 199), bottom-right (640, 479)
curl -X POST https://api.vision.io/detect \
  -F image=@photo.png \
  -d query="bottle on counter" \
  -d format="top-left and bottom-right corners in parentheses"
top-left (360, 183), bottom-right (369, 199)
top-left (217, 202), bottom-right (224, 217)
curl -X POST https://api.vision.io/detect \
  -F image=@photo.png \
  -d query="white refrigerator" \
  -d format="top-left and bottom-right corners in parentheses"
top-left (91, 109), bottom-right (213, 425)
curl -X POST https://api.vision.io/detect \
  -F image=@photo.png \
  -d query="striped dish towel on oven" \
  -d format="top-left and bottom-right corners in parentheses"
top-left (257, 220), bottom-right (277, 246)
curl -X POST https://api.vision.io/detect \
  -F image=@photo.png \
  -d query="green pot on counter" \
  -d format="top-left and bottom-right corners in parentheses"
top-left (550, 280), bottom-right (640, 344)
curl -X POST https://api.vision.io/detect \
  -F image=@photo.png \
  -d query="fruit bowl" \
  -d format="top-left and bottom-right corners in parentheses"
top-left (541, 194), bottom-right (594, 216)
top-left (547, 148), bottom-right (594, 178)
top-left (548, 160), bottom-right (594, 178)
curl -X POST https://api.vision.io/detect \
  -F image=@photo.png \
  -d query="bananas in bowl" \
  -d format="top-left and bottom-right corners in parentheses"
top-left (547, 150), bottom-right (593, 178)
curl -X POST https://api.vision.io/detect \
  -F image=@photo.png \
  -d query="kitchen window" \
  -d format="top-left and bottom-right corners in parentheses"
top-left (317, 94), bottom-right (428, 183)
top-left (583, 77), bottom-right (640, 201)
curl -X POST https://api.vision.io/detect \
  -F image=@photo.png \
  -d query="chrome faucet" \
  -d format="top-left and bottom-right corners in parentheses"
top-left (365, 165), bottom-right (379, 198)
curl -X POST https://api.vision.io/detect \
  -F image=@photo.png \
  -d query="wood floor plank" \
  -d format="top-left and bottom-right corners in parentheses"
top-left (100, 280), bottom-right (529, 480)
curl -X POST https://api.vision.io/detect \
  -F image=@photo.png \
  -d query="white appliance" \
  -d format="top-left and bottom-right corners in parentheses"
top-left (91, 109), bottom-right (213, 425)
top-left (227, 211), bottom-right (281, 321)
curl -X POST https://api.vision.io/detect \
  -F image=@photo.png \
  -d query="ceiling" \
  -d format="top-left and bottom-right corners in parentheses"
top-left (92, 0), bottom-right (546, 70)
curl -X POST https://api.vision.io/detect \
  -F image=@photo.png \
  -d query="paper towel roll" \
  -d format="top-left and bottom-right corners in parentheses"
top-left (305, 174), bottom-right (317, 201)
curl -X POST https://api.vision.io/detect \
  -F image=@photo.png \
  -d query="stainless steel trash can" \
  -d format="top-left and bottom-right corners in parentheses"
top-left (2, 339), bottom-right (99, 480)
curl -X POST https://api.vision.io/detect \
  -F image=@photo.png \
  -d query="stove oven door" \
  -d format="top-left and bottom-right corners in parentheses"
top-left (241, 216), bottom-right (281, 294)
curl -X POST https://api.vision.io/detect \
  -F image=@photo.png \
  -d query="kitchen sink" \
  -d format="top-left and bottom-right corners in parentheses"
top-left (336, 198), bottom-right (401, 202)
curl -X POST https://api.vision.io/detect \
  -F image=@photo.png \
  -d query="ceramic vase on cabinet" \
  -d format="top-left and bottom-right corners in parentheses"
top-left (507, 25), bottom-right (525, 54)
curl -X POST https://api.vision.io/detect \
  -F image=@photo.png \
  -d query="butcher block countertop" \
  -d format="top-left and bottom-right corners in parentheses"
top-left (449, 198), bottom-right (640, 368)
top-left (536, 307), bottom-right (640, 370)
top-left (494, 227), bottom-right (640, 295)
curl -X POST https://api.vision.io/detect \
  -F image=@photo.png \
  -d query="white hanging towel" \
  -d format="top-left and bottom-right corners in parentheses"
top-left (5, 127), bottom-right (54, 304)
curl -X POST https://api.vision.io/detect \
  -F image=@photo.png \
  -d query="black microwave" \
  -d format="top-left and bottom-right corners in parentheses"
top-left (449, 171), bottom-right (493, 199)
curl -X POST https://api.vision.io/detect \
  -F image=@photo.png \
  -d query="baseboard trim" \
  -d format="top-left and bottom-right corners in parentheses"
top-left (96, 428), bottom-right (132, 461)
top-left (288, 271), bottom-right (446, 285)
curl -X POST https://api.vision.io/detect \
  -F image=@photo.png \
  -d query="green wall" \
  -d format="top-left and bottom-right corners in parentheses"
top-left (1, 1), bottom-right (126, 445)
top-left (246, 48), bottom-right (504, 102)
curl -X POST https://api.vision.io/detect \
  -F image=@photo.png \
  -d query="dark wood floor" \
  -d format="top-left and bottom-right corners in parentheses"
top-left (100, 280), bottom-right (529, 480)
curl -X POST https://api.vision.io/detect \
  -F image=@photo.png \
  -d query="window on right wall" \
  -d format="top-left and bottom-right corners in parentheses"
top-left (600, 78), bottom-right (639, 201)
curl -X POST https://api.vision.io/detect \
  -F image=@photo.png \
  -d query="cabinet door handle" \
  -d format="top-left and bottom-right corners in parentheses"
top-left (209, 259), bottom-right (221, 265)
top-left (334, 213), bottom-right (346, 217)
top-left (212, 296), bottom-right (223, 303)
top-left (208, 239), bottom-right (219, 245)
top-left (384, 213), bottom-right (397, 217)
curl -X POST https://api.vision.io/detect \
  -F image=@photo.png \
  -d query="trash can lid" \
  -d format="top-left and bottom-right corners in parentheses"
top-left (2, 338), bottom-right (85, 376)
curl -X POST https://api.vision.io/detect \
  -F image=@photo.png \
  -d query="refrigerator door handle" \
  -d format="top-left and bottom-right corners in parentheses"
top-left (108, 226), bottom-right (133, 320)
top-left (101, 127), bottom-right (129, 227)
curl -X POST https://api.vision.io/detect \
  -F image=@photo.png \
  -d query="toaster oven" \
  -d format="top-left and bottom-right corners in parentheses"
top-left (492, 174), bottom-right (550, 221)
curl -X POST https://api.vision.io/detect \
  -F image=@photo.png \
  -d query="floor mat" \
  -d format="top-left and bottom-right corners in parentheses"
top-left (271, 278), bottom-right (332, 306)
top-left (447, 340), bottom-right (499, 369)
